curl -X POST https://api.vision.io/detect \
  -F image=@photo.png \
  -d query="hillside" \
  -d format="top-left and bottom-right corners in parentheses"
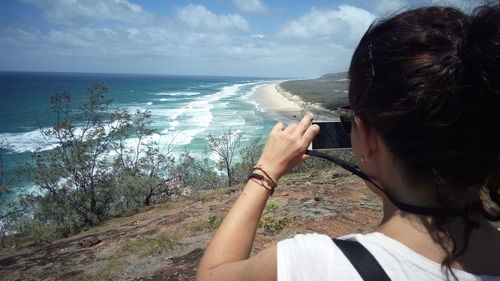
top-left (280, 72), bottom-right (349, 111)
top-left (0, 166), bottom-right (382, 281)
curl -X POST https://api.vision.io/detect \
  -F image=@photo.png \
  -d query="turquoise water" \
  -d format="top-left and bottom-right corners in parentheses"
top-left (0, 72), bottom-right (288, 201)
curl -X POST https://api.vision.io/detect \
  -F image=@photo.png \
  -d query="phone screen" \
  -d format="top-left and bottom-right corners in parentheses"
top-left (311, 121), bottom-right (351, 150)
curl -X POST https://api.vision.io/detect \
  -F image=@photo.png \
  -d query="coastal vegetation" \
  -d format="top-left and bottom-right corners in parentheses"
top-left (0, 81), bottom-right (345, 247)
top-left (280, 72), bottom-right (349, 111)
top-left (0, 158), bottom-right (381, 280)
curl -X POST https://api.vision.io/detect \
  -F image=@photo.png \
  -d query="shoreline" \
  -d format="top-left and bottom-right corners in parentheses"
top-left (251, 83), bottom-right (303, 123)
top-left (251, 83), bottom-right (337, 123)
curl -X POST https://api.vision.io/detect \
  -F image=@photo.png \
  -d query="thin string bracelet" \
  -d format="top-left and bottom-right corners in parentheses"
top-left (252, 166), bottom-right (277, 188)
top-left (248, 173), bottom-right (275, 195)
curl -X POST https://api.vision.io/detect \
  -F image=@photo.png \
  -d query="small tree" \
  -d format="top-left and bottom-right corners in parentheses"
top-left (0, 140), bottom-right (12, 202)
top-left (207, 128), bottom-right (242, 187)
top-left (172, 151), bottom-right (222, 190)
top-left (112, 111), bottom-right (176, 206)
top-left (0, 140), bottom-right (26, 228)
top-left (232, 136), bottom-right (264, 185)
top-left (29, 82), bottom-right (129, 226)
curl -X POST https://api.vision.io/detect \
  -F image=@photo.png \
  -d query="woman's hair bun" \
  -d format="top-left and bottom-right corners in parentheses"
top-left (465, 4), bottom-right (500, 221)
top-left (464, 4), bottom-right (500, 92)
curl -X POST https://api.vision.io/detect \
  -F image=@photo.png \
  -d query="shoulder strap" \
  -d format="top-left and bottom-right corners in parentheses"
top-left (332, 238), bottom-right (392, 281)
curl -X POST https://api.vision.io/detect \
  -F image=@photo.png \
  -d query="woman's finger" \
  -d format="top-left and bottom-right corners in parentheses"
top-left (296, 114), bottom-right (314, 136)
top-left (272, 122), bottom-right (284, 133)
top-left (302, 124), bottom-right (320, 144)
top-left (284, 123), bottom-right (298, 133)
top-left (300, 154), bottom-right (310, 162)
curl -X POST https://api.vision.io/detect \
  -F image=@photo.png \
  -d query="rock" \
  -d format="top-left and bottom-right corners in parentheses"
top-left (164, 177), bottom-right (189, 197)
top-left (331, 173), bottom-right (342, 179)
top-left (309, 170), bottom-right (321, 177)
top-left (181, 187), bottom-right (192, 197)
top-left (0, 256), bottom-right (16, 266)
top-left (78, 237), bottom-right (102, 248)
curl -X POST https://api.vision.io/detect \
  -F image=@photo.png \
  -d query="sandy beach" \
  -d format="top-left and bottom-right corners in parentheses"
top-left (251, 83), bottom-right (305, 123)
top-left (256, 83), bottom-right (302, 110)
top-left (252, 83), bottom-right (337, 123)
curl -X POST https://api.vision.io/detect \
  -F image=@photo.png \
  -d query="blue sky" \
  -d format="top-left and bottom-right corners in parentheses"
top-left (0, 0), bottom-right (484, 77)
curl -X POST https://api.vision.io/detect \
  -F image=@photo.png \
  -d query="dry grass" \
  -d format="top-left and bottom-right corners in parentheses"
top-left (121, 233), bottom-right (178, 257)
top-left (194, 184), bottom-right (243, 199)
top-left (70, 232), bottom-right (178, 280)
top-left (70, 256), bottom-right (130, 281)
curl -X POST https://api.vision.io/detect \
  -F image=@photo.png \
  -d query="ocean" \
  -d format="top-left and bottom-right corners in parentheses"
top-left (0, 71), bottom-right (288, 204)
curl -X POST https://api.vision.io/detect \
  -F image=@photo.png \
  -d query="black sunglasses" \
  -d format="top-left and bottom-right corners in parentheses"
top-left (336, 105), bottom-right (354, 135)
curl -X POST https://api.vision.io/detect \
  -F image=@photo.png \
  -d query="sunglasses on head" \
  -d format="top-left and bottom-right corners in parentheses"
top-left (336, 105), bottom-right (354, 135)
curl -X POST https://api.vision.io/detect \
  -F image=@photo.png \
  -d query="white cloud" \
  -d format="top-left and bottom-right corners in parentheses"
top-left (0, 22), bottom-right (353, 77)
top-left (177, 4), bottom-right (249, 32)
top-left (21, 0), bottom-right (153, 25)
top-left (2, 2), bottom-right (369, 77)
top-left (279, 5), bottom-right (375, 47)
top-left (233, 0), bottom-right (266, 13)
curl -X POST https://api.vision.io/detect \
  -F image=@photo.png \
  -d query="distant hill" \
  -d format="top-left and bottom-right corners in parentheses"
top-left (280, 72), bottom-right (349, 111)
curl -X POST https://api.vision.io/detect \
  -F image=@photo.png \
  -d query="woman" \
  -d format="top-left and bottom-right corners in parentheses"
top-left (196, 5), bottom-right (500, 281)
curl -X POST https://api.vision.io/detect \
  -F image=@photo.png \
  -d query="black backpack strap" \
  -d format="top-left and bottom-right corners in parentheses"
top-left (332, 238), bottom-right (392, 281)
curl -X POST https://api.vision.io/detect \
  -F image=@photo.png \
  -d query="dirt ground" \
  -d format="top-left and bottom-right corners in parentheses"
top-left (0, 167), bottom-right (382, 281)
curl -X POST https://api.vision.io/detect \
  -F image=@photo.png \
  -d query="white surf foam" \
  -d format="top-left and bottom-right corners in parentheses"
top-left (205, 83), bottom-right (246, 102)
top-left (148, 106), bottom-right (187, 120)
top-left (170, 120), bottom-right (180, 129)
top-left (118, 133), bottom-right (187, 152)
top-left (0, 128), bottom-right (59, 153)
top-left (153, 91), bottom-right (200, 96)
top-left (0, 120), bottom-right (134, 154)
top-left (123, 82), bottom-right (272, 150)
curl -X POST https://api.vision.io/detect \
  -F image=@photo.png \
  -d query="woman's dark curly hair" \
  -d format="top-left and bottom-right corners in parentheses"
top-left (348, 4), bottom-right (500, 279)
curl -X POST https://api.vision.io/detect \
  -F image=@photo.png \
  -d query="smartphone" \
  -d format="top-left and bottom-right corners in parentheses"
top-left (309, 121), bottom-right (351, 150)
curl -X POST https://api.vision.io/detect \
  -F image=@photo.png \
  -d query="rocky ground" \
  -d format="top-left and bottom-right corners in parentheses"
top-left (0, 167), bottom-right (382, 281)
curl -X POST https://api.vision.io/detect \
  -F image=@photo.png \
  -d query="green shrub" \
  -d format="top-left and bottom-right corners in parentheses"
top-left (206, 215), bottom-right (218, 228)
top-left (260, 216), bottom-right (289, 231)
top-left (266, 203), bottom-right (279, 213)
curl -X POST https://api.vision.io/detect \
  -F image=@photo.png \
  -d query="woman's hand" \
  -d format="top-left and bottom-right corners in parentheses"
top-left (257, 114), bottom-right (320, 182)
top-left (196, 114), bottom-right (319, 281)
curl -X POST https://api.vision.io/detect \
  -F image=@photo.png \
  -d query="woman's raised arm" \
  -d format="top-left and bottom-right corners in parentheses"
top-left (195, 114), bottom-right (319, 281)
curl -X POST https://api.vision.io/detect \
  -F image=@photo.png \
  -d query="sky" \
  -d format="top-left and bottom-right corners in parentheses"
top-left (0, 0), bottom-right (486, 78)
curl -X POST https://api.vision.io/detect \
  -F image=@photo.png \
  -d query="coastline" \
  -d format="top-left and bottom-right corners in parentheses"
top-left (252, 83), bottom-right (337, 123)
top-left (251, 83), bottom-right (303, 123)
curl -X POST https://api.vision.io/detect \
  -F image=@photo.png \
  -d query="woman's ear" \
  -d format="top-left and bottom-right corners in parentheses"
top-left (353, 116), bottom-right (378, 161)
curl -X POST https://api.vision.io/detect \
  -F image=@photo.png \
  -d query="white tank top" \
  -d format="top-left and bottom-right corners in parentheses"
top-left (277, 232), bottom-right (500, 281)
